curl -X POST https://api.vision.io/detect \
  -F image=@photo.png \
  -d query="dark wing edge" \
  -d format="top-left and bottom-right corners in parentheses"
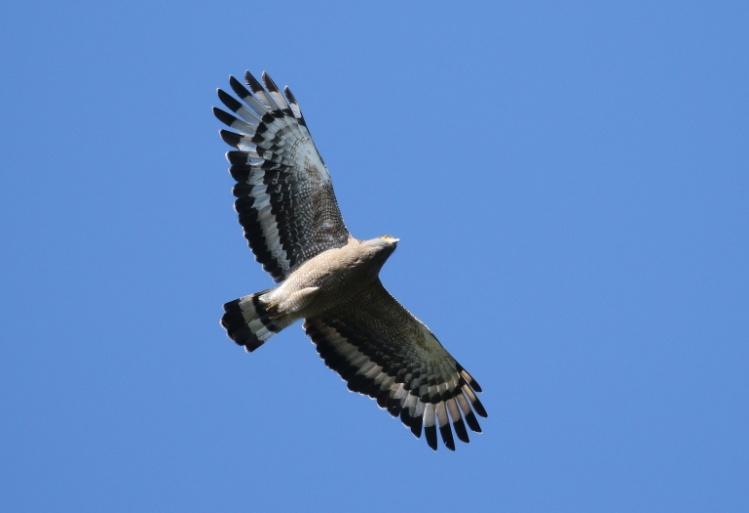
top-left (303, 282), bottom-right (487, 451)
top-left (214, 71), bottom-right (350, 282)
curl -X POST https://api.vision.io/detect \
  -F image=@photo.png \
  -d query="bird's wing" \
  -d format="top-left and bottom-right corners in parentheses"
top-left (214, 71), bottom-right (350, 282)
top-left (304, 281), bottom-right (487, 451)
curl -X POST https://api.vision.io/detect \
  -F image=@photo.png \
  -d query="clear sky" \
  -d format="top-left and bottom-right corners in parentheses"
top-left (2, 1), bottom-right (748, 512)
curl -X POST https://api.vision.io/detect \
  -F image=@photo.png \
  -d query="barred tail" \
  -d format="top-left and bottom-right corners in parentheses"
top-left (221, 290), bottom-right (293, 352)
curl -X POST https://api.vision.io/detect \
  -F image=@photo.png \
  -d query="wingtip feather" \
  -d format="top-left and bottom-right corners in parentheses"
top-left (217, 88), bottom-right (242, 113)
top-left (220, 129), bottom-right (242, 148)
top-left (261, 71), bottom-right (280, 92)
top-left (425, 425), bottom-right (438, 450)
top-left (213, 107), bottom-right (236, 127)
top-left (245, 70), bottom-right (264, 92)
top-left (440, 424), bottom-right (456, 451)
top-left (453, 419), bottom-right (470, 443)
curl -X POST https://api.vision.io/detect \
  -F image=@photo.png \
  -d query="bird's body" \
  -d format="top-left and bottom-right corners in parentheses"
top-left (267, 236), bottom-right (397, 316)
top-left (227, 236), bottom-right (397, 338)
top-left (214, 71), bottom-right (487, 450)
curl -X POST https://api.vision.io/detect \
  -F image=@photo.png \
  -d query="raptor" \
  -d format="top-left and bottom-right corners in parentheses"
top-left (214, 71), bottom-right (487, 450)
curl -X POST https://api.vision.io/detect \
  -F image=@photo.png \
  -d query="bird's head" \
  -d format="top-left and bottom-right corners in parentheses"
top-left (375, 235), bottom-right (400, 254)
top-left (362, 235), bottom-right (400, 267)
top-left (378, 234), bottom-right (400, 247)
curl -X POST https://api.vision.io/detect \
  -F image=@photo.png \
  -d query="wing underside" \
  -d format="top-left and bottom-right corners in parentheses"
top-left (214, 71), bottom-right (349, 281)
top-left (305, 281), bottom-right (487, 451)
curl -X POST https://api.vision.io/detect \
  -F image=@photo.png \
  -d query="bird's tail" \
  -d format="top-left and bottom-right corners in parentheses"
top-left (221, 289), bottom-right (294, 352)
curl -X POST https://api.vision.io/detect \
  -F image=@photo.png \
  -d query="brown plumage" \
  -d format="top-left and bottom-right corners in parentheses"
top-left (215, 71), bottom-right (487, 450)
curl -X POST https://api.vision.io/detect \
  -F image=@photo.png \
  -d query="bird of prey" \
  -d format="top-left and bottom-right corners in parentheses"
top-left (213, 71), bottom-right (487, 450)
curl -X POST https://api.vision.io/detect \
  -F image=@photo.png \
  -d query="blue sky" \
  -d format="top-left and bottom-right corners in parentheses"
top-left (2, 1), bottom-right (748, 511)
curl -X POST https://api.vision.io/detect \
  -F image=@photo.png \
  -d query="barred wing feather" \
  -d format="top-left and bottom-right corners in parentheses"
top-left (214, 71), bottom-right (349, 281)
top-left (304, 281), bottom-right (487, 451)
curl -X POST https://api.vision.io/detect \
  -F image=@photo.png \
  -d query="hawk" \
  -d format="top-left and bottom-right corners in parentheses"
top-left (214, 71), bottom-right (487, 450)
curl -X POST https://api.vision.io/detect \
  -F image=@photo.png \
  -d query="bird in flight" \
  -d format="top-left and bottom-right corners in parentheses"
top-left (213, 71), bottom-right (487, 450)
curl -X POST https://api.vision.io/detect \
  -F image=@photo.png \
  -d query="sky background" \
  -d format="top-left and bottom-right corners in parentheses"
top-left (2, 1), bottom-right (748, 512)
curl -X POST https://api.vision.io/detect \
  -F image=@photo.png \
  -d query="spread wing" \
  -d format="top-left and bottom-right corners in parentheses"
top-left (214, 71), bottom-right (349, 282)
top-left (304, 281), bottom-right (487, 451)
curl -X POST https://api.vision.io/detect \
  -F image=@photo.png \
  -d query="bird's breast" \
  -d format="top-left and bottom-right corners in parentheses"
top-left (281, 244), bottom-right (379, 316)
